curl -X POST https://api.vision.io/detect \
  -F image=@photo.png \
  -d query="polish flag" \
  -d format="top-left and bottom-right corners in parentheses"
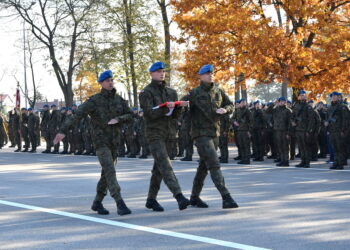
top-left (152, 101), bottom-right (189, 116)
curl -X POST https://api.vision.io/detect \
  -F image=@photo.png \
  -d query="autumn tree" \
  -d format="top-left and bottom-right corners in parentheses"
top-left (171, 0), bottom-right (350, 98)
top-left (1, 0), bottom-right (99, 107)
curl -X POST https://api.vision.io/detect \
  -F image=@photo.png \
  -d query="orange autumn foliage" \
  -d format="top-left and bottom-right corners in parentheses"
top-left (74, 71), bottom-right (100, 102)
top-left (171, 0), bottom-right (350, 97)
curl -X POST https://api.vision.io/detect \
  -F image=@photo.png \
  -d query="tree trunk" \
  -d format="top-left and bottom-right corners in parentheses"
top-left (157, 0), bottom-right (171, 85)
top-left (234, 78), bottom-right (241, 102)
top-left (124, 0), bottom-right (138, 107)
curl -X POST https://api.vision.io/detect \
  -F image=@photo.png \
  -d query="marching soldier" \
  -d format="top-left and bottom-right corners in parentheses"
top-left (59, 107), bottom-right (69, 154)
top-left (135, 109), bottom-right (148, 158)
top-left (308, 100), bottom-right (321, 161)
top-left (54, 70), bottom-right (134, 216)
top-left (7, 111), bottom-right (15, 147)
top-left (139, 61), bottom-right (190, 212)
top-left (35, 111), bottom-right (41, 146)
top-left (189, 64), bottom-right (238, 209)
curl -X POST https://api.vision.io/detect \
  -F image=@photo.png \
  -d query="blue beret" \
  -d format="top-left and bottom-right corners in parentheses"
top-left (278, 96), bottom-right (287, 102)
top-left (51, 104), bottom-right (56, 108)
top-left (61, 107), bottom-right (67, 111)
top-left (43, 104), bottom-right (49, 108)
top-left (330, 91), bottom-right (341, 97)
top-left (267, 102), bottom-right (273, 106)
top-left (21, 107), bottom-right (27, 111)
top-left (98, 70), bottom-right (113, 82)
top-left (253, 100), bottom-right (260, 105)
top-left (72, 104), bottom-right (77, 107)
top-left (287, 100), bottom-right (292, 104)
top-left (298, 90), bottom-right (306, 96)
top-left (308, 100), bottom-right (314, 104)
top-left (149, 62), bottom-right (165, 72)
top-left (198, 64), bottom-right (214, 75)
top-left (240, 98), bottom-right (246, 103)
top-left (68, 108), bottom-right (72, 111)
top-left (28, 108), bottom-right (33, 111)
top-left (133, 107), bottom-right (138, 111)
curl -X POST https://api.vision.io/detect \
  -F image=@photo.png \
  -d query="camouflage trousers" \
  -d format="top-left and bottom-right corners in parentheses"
top-left (94, 145), bottom-right (122, 203)
top-left (274, 130), bottom-right (289, 162)
top-left (296, 131), bottom-right (311, 165)
top-left (147, 139), bottom-right (182, 199)
top-left (330, 132), bottom-right (347, 166)
top-left (192, 136), bottom-right (230, 197)
top-left (219, 134), bottom-right (228, 161)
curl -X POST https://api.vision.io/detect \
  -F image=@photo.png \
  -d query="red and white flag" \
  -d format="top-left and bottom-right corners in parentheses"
top-left (15, 88), bottom-right (20, 108)
top-left (152, 101), bottom-right (189, 116)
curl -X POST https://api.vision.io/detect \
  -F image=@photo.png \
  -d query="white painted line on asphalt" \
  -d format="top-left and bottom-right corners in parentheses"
top-left (0, 199), bottom-right (270, 250)
top-left (36, 159), bottom-right (52, 162)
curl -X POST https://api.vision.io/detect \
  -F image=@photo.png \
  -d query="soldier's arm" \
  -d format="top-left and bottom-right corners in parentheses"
top-left (341, 106), bottom-right (349, 134)
top-left (139, 90), bottom-right (169, 120)
top-left (59, 99), bottom-right (94, 134)
top-left (172, 91), bottom-right (183, 119)
top-left (220, 89), bottom-right (234, 114)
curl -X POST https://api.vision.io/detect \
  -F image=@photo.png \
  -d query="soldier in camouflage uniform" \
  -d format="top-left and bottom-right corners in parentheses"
top-left (27, 108), bottom-right (37, 153)
top-left (232, 98), bottom-right (253, 164)
top-left (135, 110), bottom-right (148, 158)
top-left (139, 61), bottom-right (190, 212)
top-left (0, 114), bottom-right (5, 149)
top-left (292, 90), bottom-right (315, 168)
top-left (316, 102), bottom-right (328, 158)
top-left (7, 111), bottom-right (15, 147)
top-left (272, 97), bottom-right (292, 166)
top-left (35, 111), bottom-right (41, 146)
top-left (264, 102), bottom-right (277, 159)
top-left (59, 107), bottom-right (69, 154)
top-left (55, 70), bottom-right (133, 216)
top-left (41, 105), bottom-right (51, 153)
top-left (307, 100), bottom-right (321, 161)
top-left (251, 100), bottom-right (266, 161)
top-left (179, 94), bottom-right (193, 161)
top-left (12, 108), bottom-right (22, 152)
top-left (20, 108), bottom-right (30, 152)
top-left (218, 113), bottom-right (230, 163)
top-left (48, 104), bottom-right (60, 154)
top-left (125, 108), bottom-right (138, 158)
top-left (189, 64), bottom-right (238, 209)
top-left (82, 116), bottom-right (94, 155)
top-left (326, 92), bottom-right (349, 170)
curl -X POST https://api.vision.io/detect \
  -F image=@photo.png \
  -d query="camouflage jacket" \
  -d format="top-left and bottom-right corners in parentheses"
top-left (327, 101), bottom-right (349, 134)
top-left (272, 105), bottom-right (292, 132)
top-left (232, 106), bottom-right (252, 132)
top-left (139, 80), bottom-right (182, 141)
top-left (292, 100), bottom-right (315, 133)
top-left (28, 113), bottom-right (36, 131)
top-left (40, 110), bottom-right (50, 131)
top-left (60, 88), bottom-right (133, 149)
top-left (252, 108), bottom-right (266, 130)
top-left (189, 81), bottom-right (234, 138)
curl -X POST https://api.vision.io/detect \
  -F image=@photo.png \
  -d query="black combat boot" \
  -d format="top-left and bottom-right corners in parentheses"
top-left (145, 198), bottom-right (164, 212)
top-left (295, 163), bottom-right (305, 168)
top-left (190, 196), bottom-right (208, 208)
top-left (180, 156), bottom-right (192, 161)
top-left (233, 156), bottom-right (241, 160)
top-left (276, 161), bottom-right (289, 167)
top-left (175, 193), bottom-right (190, 210)
top-left (91, 201), bottom-right (109, 215)
top-left (330, 164), bottom-right (344, 170)
top-left (14, 148), bottom-right (21, 152)
top-left (222, 194), bottom-right (239, 209)
top-left (21, 148), bottom-right (28, 152)
top-left (29, 149), bottom-right (36, 153)
top-left (116, 199), bottom-right (131, 216)
top-left (42, 149), bottom-right (50, 153)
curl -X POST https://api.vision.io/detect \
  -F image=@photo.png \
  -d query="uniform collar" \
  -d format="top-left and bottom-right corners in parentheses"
top-left (101, 87), bottom-right (116, 97)
top-left (150, 79), bottom-right (166, 89)
top-left (200, 81), bottom-right (214, 91)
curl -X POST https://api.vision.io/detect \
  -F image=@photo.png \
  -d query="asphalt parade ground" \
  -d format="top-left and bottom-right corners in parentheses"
top-left (0, 145), bottom-right (350, 250)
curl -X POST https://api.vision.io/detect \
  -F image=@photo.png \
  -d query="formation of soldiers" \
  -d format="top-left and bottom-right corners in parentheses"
top-left (0, 63), bottom-right (349, 216)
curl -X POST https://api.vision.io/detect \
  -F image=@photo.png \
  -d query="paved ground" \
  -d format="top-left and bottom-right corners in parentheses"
top-left (0, 145), bottom-right (350, 250)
